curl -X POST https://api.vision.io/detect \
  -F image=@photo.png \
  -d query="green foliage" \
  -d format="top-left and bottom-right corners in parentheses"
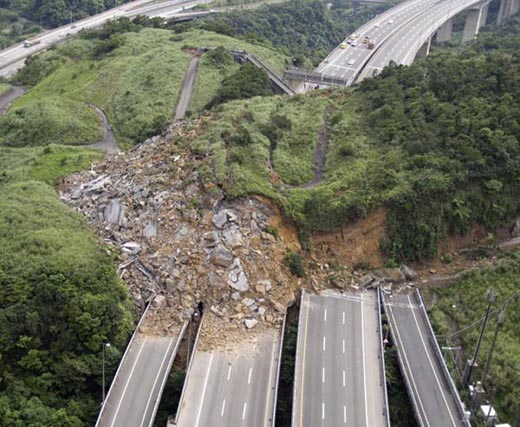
top-left (0, 180), bottom-right (134, 426)
top-left (182, 0), bottom-right (392, 66)
top-left (206, 45), bottom-right (234, 67)
top-left (208, 62), bottom-right (273, 107)
top-left (284, 251), bottom-right (305, 277)
top-left (0, 82), bottom-right (11, 96)
top-left (7, 27), bottom-right (287, 147)
top-left (426, 252), bottom-right (520, 423)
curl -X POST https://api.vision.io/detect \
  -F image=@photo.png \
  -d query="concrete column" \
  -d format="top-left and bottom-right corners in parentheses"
top-left (417, 36), bottom-right (432, 57)
top-left (479, 3), bottom-right (489, 28)
top-left (463, 4), bottom-right (487, 42)
top-left (436, 18), bottom-right (453, 42)
top-left (497, 0), bottom-right (513, 25)
top-left (513, 0), bottom-right (520, 15)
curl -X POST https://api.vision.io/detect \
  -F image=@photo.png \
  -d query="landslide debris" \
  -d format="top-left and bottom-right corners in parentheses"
top-left (60, 128), bottom-right (301, 342)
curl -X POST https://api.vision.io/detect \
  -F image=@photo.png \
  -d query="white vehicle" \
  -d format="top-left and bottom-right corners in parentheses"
top-left (374, 23), bottom-right (380, 28)
top-left (388, 19), bottom-right (394, 24)
top-left (351, 40), bottom-right (357, 47)
top-left (348, 59), bottom-right (355, 65)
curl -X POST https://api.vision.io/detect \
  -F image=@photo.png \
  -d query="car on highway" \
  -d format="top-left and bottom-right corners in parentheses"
top-left (340, 42), bottom-right (348, 49)
top-left (351, 40), bottom-right (357, 47)
top-left (348, 59), bottom-right (355, 65)
top-left (388, 19), bottom-right (394, 24)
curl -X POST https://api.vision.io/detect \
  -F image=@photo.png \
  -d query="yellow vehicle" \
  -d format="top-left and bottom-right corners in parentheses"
top-left (340, 42), bottom-right (348, 49)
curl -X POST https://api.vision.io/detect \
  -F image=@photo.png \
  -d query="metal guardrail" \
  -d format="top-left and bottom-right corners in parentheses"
top-left (95, 297), bottom-right (155, 427)
top-left (271, 310), bottom-right (287, 426)
top-left (291, 289), bottom-right (307, 426)
top-left (284, 69), bottom-right (348, 86)
top-left (377, 288), bottom-right (391, 427)
top-left (415, 290), bottom-right (472, 427)
top-left (381, 291), bottom-right (426, 427)
top-left (247, 54), bottom-right (295, 95)
top-left (172, 310), bottom-right (207, 426)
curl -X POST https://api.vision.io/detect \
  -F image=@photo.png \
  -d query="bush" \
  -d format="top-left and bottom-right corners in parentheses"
top-left (285, 251), bottom-right (305, 277)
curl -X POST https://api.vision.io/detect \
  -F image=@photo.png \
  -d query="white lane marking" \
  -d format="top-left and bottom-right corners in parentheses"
top-left (110, 337), bottom-right (148, 427)
top-left (344, 405), bottom-right (347, 424)
top-left (227, 365), bottom-right (232, 381)
top-left (322, 367), bottom-right (325, 383)
top-left (247, 367), bottom-right (253, 384)
top-left (324, 308), bottom-right (327, 322)
top-left (140, 338), bottom-right (176, 427)
top-left (361, 297), bottom-right (369, 427)
top-left (242, 402), bottom-right (247, 420)
top-left (342, 339), bottom-right (345, 354)
top-left (342, 312), bottom-right (345, 325)
top-left (408, 295), bottom-right (458, 427)
top-left (322, 402), bottom-right (325, 420)
top-left (220, 399), bottom-right (226, 417)
top-left (195, 353), bottom-right (214, 427)
top-left (343, 370), bottom-right (346, 387)
top-left (389, 305), bottom-right (430, 426)
top-left (323, 336), bottom-right (326, 351)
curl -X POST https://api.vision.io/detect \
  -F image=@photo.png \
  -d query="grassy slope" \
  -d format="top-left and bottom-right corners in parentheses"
top-left (0, 83), bottom-right (11, 96)
top-left (425, 253), bottom-right (520, 423)
top-left (3, 29), bottom-right (288, 148)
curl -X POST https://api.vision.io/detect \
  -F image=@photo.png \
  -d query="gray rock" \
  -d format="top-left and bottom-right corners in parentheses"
top-left (228, 272), bottom-right (249, 292)
top-left (511, 217), bottom-right (520, 237)
top-left (175, 225), bottom-right (190, 240)
top-left (143, 223), bottom-right (157, 238)
top-left (104, 199), bottom-right (126, 225)
top-left (400, 264), bottom-right (418, 281)
top-left (245, 318), bottom-right (258, 329)
top-left (257, 280), bottom-right (272, 292)
top-left (210, 246), bottom-right (234, 268)
top-left (242, 298), bottom-right (255, 307)
top-left (223, 227), bottom-right (244, 248)
top-left (231, 292), bottom-right (241, 301)
top-left (257, 306), bottom-right (266, 316)
top-left (203, 231), bottom-right (219, 248)
top-left (121, 241), bottom-right (141, 255)
top-left (359, 274), bottom-right (375, 288)
top-left (212, 211), bottom-right (228, 229)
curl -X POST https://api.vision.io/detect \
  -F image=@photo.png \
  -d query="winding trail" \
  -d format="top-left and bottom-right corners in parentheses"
top-left (85, 105), bottom-right (120, 152)
top-left (0, 86), bottom-right (25, 116)
top-left (174, 55), bottom-right (200, 121)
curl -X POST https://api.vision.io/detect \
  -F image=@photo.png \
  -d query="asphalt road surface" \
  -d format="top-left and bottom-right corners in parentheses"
top-left (312, 0), bottom-right (440, 87)
top-left (385, 293), bottom-right (465, 427)
top-left (0, 86), bottom-right (25, 115)
top-left (292, 290), bottom-right (387, 427)
top-left (175, 325), bottom-right (281, 427)
top-left (174, 56), bottom-right (200, 121)
top-left (96, 324), bottom-right (187, 427)
top-left (86, 105), bottom-right (120, 152)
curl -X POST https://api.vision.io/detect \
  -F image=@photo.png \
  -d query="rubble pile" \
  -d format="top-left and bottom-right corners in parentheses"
top-left (60, 131), bottom-right (298, 341)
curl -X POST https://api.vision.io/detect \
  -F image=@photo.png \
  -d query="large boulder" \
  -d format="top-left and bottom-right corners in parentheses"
top-left (210, 245), bottom-right (234, 268)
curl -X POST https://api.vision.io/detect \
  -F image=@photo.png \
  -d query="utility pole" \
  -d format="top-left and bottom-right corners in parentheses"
top-left (463, 289), bottom-right (496, 386)
top-left (481, 309), bottom-right (505, 389)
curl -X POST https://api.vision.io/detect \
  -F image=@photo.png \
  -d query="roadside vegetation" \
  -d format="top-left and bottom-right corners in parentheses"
top-left (0, 143), bottom-right (135, 426)
top-left (426, 250), bottom-right (520, 424)
top-left (0, 82), bottom-right (11, 96)
top-left (2, 18), bottom-right (288, 148)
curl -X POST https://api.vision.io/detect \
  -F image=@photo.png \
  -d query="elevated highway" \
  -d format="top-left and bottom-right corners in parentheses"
top-left (174, 312), bottom-right (283, 427)
top-left (383, 290), bottom-right (470, 427)
top-left (292, 289), bottom-right (389, 427)
top-left (96, 302), bottom-right (187, 427)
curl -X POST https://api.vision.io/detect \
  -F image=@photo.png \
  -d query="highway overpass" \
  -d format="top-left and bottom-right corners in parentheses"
top-left (383, 290), bottom-right (470, 427)
top-left (96, 302), bottom-right (188, 427)
top-left (292, 290), bottom-right (389, 427)
top-left (0, 0), bottom-right (212, 78)
top-left (297, 0), bottom-right (519, 90)
top-left (174, 311), bottom-right (284, 427)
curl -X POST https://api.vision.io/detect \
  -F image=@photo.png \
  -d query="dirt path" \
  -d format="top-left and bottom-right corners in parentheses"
top-left (0, 86), bottom-right (26, 116)
top-left (85, 105), bottom-right (120, 153)
top-left (174, 56), bottom-right (200, 121)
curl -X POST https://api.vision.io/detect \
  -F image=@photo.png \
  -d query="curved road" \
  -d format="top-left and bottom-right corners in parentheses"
top-left (86, 105), bottom-right (120, 153)
top-left (0, 86), bottom-right (25, 115)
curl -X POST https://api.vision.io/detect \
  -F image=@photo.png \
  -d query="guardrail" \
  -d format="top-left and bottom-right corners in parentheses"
top-left (291, 289), bottom-right (307, 426)
top-left (95, 296), bottom-right (155, 427)
top-left (172, 309), bottom-right (206, 426)
top-left (415, 290), bottom-right (472, 427)
top-left (377, 288), bottom-right (391, 427)
top-left (271, 310), bottom-right (287, 426)
top-left (247, 54), bottom-right (295, 95)
top-left (381, 291), bottom-right (426, 427)
top-left (284, 69), bottom-right (348, 86)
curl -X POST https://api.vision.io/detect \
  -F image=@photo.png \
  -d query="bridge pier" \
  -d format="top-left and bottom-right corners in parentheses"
top-left (462, 2), bottom-right (489, 42)
top-left (416, 36), bottom-right (432, 57)
top-left (436, 18), bottom-right (453, 42)
top-left (498, 0), bottom-right (520, 24)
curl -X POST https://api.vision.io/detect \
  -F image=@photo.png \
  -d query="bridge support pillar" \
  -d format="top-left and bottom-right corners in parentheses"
top-left (436, 18), bottom-right (453, 42)
top-left (462, 3), bottom-right (488, 42)
top-left (416, 36), bottom-right (432, 57)
top-left (497, 0), bottom-right (518, 25)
